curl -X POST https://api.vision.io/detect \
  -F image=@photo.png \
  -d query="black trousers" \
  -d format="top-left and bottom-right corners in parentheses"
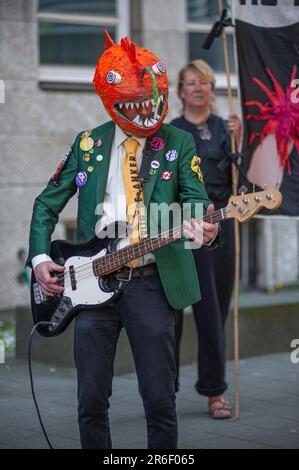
top-left (74, 272), bottom-right (177, 449)
top-left (175, 217), bottom-right (235, 397)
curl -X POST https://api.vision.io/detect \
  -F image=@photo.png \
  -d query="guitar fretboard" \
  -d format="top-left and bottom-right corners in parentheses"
top-left (93, 208), bottom-right (227, 277)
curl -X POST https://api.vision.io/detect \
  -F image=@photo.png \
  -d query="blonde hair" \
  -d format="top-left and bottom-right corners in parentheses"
top-left (177, 59), bottom-right (217, 114)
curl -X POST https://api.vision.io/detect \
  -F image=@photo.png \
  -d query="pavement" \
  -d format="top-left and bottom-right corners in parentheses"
top-left (0, 352), bottom-right (299, 449)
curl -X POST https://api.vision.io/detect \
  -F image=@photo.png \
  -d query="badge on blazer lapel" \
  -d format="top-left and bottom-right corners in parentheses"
top-left (81, 130), bottom-right (92, 138)
top-left (151, 160), bottom-right (160, 170)
top-left (75, 171), bottom-right (88, 187)
top-left (80, 129), bottom-right (94, 152)
top-left (80, 137), bottom-right (94, 152)
top-left (191, 155), bottom-right (204, 182)
top-left (95, 139), bottom-right (102, 147)
top-left (165, 149), bottom-right (178, 162)
top-left (150, 136), bottom-right (165, 151)
top-left (161, 170), bottom-right (172, 181)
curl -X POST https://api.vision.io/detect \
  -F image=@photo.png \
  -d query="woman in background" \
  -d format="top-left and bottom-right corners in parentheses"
top-left (171, 60), bottom-right (242, 419)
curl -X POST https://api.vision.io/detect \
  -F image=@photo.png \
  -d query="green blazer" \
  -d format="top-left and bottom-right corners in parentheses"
top-left (27, 121), bottom-right (218, 309)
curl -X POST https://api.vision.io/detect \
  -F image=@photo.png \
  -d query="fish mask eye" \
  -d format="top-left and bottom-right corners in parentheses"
top-left (152, 62), bottom-right (166, 76)
top-left (106, 70), bottom-right (122, 84)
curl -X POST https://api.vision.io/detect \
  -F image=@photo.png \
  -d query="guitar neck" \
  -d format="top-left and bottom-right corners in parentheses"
top-left (93, 207), bottom-right (228, 277)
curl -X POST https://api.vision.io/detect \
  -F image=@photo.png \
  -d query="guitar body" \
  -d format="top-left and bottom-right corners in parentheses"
top-left (31, 222), bottom-right (126, 337)
top-left (30, 190), bottom-right (282, 338)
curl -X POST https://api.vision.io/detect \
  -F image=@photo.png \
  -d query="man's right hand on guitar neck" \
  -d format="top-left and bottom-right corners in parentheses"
top-left (34, 261), bottom-right (65, 297)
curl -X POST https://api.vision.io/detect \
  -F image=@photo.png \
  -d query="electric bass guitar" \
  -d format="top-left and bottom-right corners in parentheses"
top-left (31, 189), bottom-right (282, 337)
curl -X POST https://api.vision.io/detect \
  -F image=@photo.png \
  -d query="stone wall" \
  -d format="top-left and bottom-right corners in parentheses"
top-left (0, 1), bottom-right (107, 308)
top-left (16, 295), bottom-right (299, 371)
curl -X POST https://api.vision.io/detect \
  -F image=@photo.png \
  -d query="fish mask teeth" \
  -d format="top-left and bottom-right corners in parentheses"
top-left (114, 94), bottom-right (167, 129)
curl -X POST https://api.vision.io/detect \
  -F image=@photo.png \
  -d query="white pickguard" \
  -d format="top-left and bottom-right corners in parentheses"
top-left (63, 248), bottom-right (114, 307)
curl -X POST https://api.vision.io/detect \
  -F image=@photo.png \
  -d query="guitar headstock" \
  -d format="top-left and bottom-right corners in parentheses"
top-left (226, 189), bottom-right (282, 223)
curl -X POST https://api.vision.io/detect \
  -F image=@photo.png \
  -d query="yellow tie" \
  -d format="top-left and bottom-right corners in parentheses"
top-left (123, 138), bottom-right (145, 268)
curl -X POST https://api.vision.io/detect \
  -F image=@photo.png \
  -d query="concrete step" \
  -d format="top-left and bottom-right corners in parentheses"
top-left (14, 289), bottom-right (299, 374)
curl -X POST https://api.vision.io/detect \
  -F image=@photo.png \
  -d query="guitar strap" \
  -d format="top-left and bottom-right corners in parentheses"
top-left (139, 139), bottom-right (154, 184)
top-left (128, 139), bottom-right (152, 244)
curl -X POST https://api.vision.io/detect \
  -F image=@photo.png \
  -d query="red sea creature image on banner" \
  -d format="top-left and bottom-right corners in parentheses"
top-left (245, 66), bottom-right (299, 174)
top-left (232, 0), bottom-right (299, 215)
top-left (93, 30), bottom-right (168, 138)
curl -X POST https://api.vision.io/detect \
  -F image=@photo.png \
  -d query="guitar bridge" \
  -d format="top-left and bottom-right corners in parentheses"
top-left (33, 282), bottom-right (47, 304)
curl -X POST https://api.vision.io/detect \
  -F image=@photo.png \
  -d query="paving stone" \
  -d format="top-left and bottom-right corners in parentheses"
top-left (255, 429), bottom-right (299, 449)
top-left (1, 353), bottom-right (299, 449)
top-left (239, 414), bottom-right (298, 431)
top-left (191, 437), bottom-right (277, 449)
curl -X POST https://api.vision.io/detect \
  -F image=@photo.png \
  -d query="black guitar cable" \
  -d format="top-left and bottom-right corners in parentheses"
top-left (28, 321), bottom-right (56, 450)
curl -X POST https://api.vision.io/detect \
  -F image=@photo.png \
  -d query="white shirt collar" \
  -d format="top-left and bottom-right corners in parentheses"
top-left (114, 125), bottom-right (146, 150)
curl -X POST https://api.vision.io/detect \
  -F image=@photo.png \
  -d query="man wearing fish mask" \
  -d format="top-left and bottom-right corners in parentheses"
top-left (27, 31), bottom-right (219, 449)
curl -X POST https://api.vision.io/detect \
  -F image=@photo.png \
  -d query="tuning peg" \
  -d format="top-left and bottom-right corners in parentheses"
top-left (238, 185), bottom-right (248, 195)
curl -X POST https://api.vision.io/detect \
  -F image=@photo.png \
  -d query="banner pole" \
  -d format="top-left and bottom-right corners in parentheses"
top-left (217, 0), bottom-right (241, 420)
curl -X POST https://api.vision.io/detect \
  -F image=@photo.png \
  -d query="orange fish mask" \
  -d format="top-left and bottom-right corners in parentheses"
top-left (93, 30), bottom-right (168, 137)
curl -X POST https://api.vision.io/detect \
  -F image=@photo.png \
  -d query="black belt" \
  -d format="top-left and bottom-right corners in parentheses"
top-left (114, 263), bottom-right (158, 282)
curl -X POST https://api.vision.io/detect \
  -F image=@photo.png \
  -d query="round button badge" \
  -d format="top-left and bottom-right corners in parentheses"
top-left (75, 171), bottom-right (88, 187)
top-left (161, 170), bottom-right (172, 181)
top-left (165, 150), bottom-right (178, 162)
top-left (150, 136), bottom-right (165, 151)
top-left (151, 160), bottom-right (160, 170)
top-left (80, 137), bottom-right (94, 152)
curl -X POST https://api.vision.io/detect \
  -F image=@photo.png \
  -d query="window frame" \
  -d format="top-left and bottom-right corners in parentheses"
top-left (186, 3), bottom-right (238, 91)
top-left (37, 0), bottom-right (130, 88)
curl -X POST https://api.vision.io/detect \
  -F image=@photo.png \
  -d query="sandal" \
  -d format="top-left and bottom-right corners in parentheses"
top-left (208, 396), bottom-right (232, 419)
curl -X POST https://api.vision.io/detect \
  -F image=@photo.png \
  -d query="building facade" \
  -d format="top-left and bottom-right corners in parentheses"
top-left (0, 0), bottom-right (298, 310)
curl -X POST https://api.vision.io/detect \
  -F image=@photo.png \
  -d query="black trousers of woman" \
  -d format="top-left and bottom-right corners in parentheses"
top-left (175, 215), bottom-right (235, 397)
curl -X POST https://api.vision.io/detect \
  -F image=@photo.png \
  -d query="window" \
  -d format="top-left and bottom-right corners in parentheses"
top-left (186, 0), bottom-right (237, 89)
top-left (39, 23), bottom-right (116, 67)
top-left (39, 0), bottom-right (117, 15)
top-left (37, 0), bottom-right (129, 88)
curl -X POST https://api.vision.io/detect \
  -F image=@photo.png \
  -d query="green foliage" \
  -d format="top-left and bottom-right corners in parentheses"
top-left (0, 318), bottom-right (16, 353)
